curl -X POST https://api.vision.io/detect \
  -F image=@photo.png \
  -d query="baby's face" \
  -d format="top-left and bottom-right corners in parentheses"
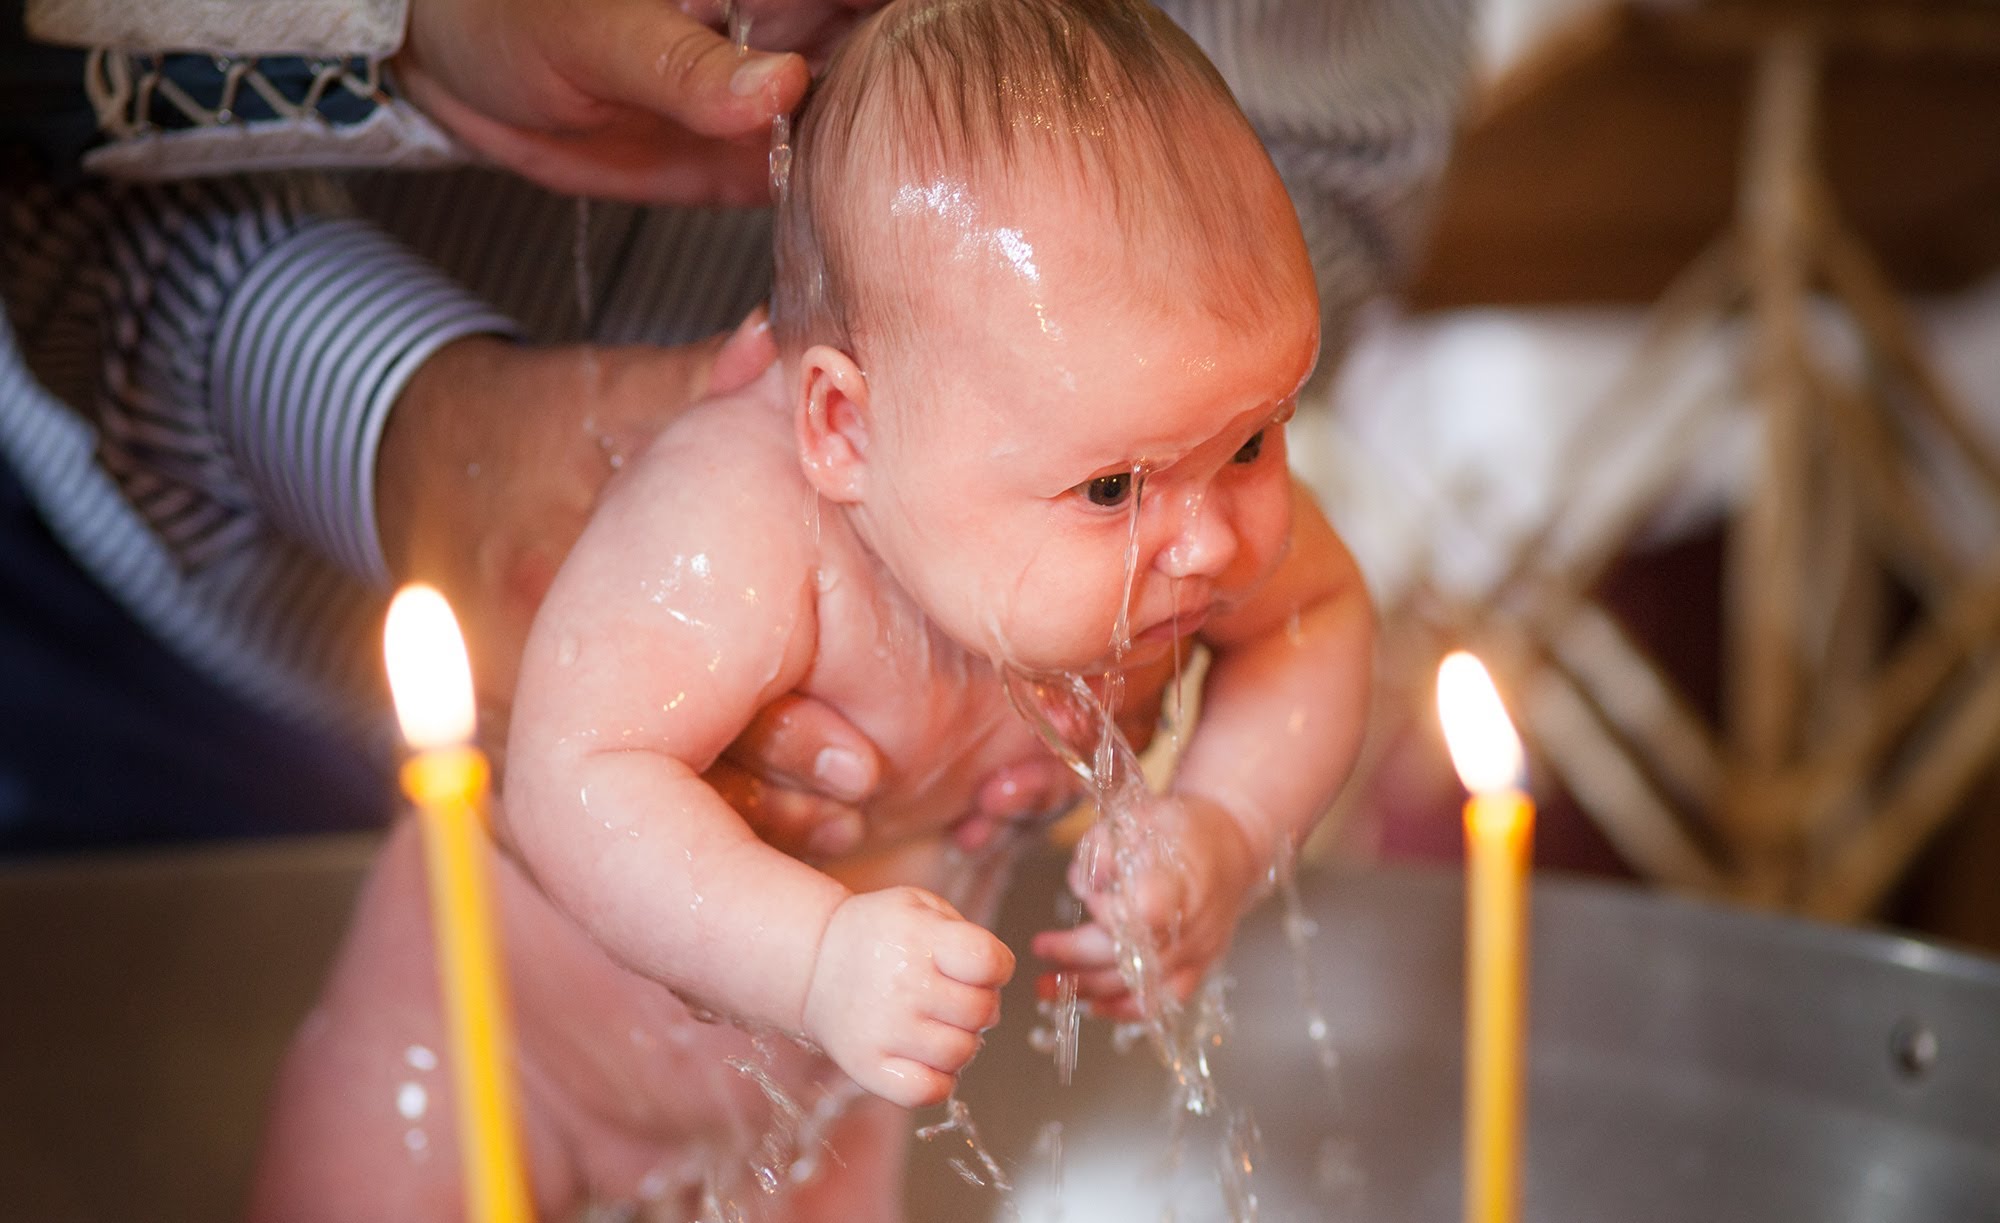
top-left (841, 139), bottom-right (1319, 675)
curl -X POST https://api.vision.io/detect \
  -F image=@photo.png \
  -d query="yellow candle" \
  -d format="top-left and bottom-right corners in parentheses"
top-left (386, 586), bottom-right (534, 1223)
top-left (1437, 651), bottom-right (1533, 1223)
top-left (1463, 787), bottom-right (1531, 1223)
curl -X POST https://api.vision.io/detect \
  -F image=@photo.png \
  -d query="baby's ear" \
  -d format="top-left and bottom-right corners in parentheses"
top-left (796, 345), bottom-right (871, 502)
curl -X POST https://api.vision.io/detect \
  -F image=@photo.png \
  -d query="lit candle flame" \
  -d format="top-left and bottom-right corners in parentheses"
top-left (386, 584), bottom-right (476, 751)
top-left (1437, 651), bottom-right (1524, 795)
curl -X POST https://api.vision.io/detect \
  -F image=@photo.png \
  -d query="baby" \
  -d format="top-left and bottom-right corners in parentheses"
top-left (251, 0), bottom-right (1371, 1217)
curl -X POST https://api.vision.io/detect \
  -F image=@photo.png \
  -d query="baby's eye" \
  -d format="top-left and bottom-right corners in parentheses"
top-left (1081, 471), bottom-right (1135, 508)
top-left (1232, 430), bottom-right (1266, 464)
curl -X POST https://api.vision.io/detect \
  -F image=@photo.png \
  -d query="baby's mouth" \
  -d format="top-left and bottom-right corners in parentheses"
top-left (1132, 600), bottom-right (1211, 645)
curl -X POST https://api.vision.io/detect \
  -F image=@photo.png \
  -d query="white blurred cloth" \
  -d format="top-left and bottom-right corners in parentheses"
top-left (1293, 272), bottom-right (2000, 610)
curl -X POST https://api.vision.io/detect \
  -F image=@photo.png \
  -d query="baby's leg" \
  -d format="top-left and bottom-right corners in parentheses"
top-left (245, 822), bottom-right (580, 1221)
top-left (248, 819), bottom-right (915, 1221)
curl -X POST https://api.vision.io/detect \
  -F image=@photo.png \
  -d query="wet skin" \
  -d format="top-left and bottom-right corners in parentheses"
top-left (251, 95), bottom-right (1371, 1223)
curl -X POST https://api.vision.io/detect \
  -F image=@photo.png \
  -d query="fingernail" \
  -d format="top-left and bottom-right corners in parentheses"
top-left (813, 747), bottom-right (868, 801)
top-left (730, 52), bottom-right (789, 98)
top-left (807, 814), bottom-right (861, 858)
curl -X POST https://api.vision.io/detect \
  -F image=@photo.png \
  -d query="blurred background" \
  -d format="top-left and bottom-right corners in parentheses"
top-left (6, 0), bottom-right (2000, 1217)
top-left (1292, 0), bottom-right (2000, 953)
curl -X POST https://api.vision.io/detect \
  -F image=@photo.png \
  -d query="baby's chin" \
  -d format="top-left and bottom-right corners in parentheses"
top-left (1052, 630), bottom-right (1184, 676)
top-left (971, 614), bottom-right (1186, 677)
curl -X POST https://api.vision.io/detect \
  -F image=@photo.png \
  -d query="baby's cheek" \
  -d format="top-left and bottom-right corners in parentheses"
top-left (1217, 505), bottom-right (1287, 596)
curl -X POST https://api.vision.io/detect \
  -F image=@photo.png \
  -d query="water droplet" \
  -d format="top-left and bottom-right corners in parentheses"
top-left (404, 1044), bottom-right (437, 1071)
top-left (556, 635), bottom-right (579, 666)
top-left (769, 113), bottom-right (792, 200)
top-left (728, 1), bottom-right (753, 55)
top-left (395, 1081), bottom-right (427, 1120)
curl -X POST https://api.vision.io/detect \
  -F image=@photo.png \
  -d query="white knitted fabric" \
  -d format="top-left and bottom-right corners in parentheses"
top-left (25, 0), bottom-right (407, 56)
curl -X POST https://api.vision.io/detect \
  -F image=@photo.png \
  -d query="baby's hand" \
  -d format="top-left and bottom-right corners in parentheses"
top-left (802, 887), bottom-right (1013, 1108)
top-left (1031, 795), bottom-right (1261, 1021)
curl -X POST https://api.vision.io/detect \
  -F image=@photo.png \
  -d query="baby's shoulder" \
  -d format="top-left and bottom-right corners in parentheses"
top-left (652, 373), bottom-right (803, 483)
top-left (592, 375), bottom-right (816, 575)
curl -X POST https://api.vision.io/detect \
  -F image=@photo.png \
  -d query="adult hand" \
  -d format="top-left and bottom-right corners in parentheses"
top-left (377, 311), bottom-right (881, 859)
top-left (393, 0), bottom-right (880, 203)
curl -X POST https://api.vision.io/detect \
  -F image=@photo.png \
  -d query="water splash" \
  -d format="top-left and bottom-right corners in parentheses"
top-left (994, 468), bottom-right (1327, 1222)
top-left (916, 1094), bottom-right (1012, 1193)
top-left (1219, 1110), bottom-right (1262, 1222)
top-left (725, 1048), bottom-right (811, 1196)
top-left (1033, 1120), bottom-right (1065, 1218)
top-left (1001, 665), bottom-right (1218, 1118)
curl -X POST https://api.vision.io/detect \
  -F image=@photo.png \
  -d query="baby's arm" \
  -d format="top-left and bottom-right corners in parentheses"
top-left (504, 411), bottom-right (1009, 1106)
top-left (1037, 480), bottom-right (1372, 1013)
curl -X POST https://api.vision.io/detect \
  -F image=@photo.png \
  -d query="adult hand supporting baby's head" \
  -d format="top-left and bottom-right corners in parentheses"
top-left (377, 310), bottom-right (881, 860)
top-left (394, 0), bottom-right (882, 204)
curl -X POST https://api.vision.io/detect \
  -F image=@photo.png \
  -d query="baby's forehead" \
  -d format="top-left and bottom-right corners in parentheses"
top-left (845, 130), bottom-right (1312, 324)
top-left (856, 96), bottom-right (1286, 240)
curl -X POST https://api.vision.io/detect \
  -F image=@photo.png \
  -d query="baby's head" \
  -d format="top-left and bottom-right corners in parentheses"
top-left (774, 0), bottom-right (1320, 673)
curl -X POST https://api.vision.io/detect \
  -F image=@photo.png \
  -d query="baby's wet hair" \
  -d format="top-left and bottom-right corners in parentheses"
top-left (771, 0), bottom-right (1302, 359)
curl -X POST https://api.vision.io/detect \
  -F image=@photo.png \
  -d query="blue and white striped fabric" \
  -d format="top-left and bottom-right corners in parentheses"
top-left (3, 174), bottom-right (515, 739)
top-left (0, 0), bottom-right (1470, 739)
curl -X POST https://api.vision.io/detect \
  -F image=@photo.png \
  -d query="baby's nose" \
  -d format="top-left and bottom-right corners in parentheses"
top-left (1156, 489), bottom-right (1238, 579)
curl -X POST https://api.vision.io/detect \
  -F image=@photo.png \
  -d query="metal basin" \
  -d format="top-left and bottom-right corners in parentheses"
top-left (907, 852), bottom-right (2000, 1221)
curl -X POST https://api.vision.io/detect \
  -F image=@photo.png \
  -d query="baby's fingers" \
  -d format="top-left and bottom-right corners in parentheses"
top-left (1030, 922), bottom-right (1117, 972)
top-left (932, 922), bottom-right (1014, 988)
top-left (897, 1018), bottom-right (985, 1078)
top-left (923, 977), bottom-right (1004, 1036)
top-left (869, 1056), bottom-right (956, 1110)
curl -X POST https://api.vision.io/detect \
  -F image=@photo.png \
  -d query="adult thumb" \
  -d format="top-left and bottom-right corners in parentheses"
top-left (711, 307), bottom-right (779, 395)
top-left (591, 0), bottom-right (808, 139)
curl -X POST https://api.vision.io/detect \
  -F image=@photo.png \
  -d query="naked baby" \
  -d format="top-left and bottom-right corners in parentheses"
top-left (250, 0), bottom-right (1373, 1217)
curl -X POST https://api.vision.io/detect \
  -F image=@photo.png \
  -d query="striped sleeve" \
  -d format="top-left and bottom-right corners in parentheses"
top-left (211, 216), bottom-right (515, 587)
top-left (82, 176), bottom-right (517, 590)
top-left (1157, 0), bottom-right (1473, 362)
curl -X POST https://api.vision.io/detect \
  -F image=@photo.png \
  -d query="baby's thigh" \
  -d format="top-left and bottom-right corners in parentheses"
top-left (244, 830), bottom-right (485, 1219)
top-left (249, 824), bottom-right (908, 1220)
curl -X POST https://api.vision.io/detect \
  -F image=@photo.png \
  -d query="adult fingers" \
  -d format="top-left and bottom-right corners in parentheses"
top-left (401, 85), bottom-right (777, 204)
top-left (708, 308), bottom-right (778, 395)
top-left (705, 759), bottom-right (864, 861)
top-left (586, 0), bottom-right (810, 140)
top-left (724, 693), bottom-right (881, 805)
